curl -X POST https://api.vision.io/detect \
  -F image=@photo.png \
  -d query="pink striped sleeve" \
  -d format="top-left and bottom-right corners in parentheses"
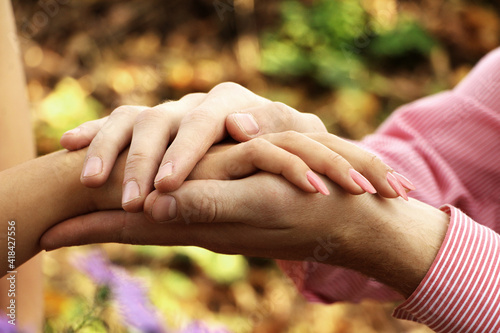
top-left (394, 206), bottom-right (500, 332)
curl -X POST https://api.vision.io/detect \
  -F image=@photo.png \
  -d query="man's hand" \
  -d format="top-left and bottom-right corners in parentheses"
top-left (61, 82), bottom-right (326, 212)
top-left (41, 171), bottom-right (448, 298)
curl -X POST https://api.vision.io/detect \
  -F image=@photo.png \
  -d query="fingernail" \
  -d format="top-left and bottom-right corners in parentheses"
top-left (152, 195), bottom-right (177, 222)
top-left (393, 172), bottom-right (416, 191)
top-left (83, 156), bottom-right (103, 177)
top-left (233, 113), bottom-right (260, 136)
top-left (306, 171), bottom-right (330, 195)
top-left (155, 161), bottom-right (173, 183)
top-left (64, 127), bottom-right (80, 135)
top-left (387, 172), bottom-right (408, 201)
top-left (122, 180), bottom-right (140, 205)
top-left (348, 169), bottom-right (377, 194)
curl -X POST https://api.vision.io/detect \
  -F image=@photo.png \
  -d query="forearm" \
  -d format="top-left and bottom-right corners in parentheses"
top-left (0, 149), bottom-right (122, 274)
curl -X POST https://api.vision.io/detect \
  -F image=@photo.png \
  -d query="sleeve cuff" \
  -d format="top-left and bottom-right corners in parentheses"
top-left (277, 260), bottom-right (402, 304)
top-left (393, 205), bottom-right (500, 333)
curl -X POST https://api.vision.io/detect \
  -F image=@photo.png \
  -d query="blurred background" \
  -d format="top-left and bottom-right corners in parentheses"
top-left (12, 0), bottom-right (499, 332)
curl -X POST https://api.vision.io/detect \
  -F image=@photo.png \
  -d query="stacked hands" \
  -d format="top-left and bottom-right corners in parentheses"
top-left (61, 82), bottom-right (414, 223)
top-left (38, 82), bottom-right (449, 298)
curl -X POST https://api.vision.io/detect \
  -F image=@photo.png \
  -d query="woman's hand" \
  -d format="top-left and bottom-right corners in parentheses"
top-left (61, 82), bottom-right (326, 212)
top-left (187, 132), bottom-right (415, 200)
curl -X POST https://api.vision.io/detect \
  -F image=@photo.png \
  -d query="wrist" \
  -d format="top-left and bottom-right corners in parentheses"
top-left (40, 148), bottom-right (121, 215)
top-left (43, 149), bottom-right (97, 215)
top-left (334, 196), bottom-right (450, 297)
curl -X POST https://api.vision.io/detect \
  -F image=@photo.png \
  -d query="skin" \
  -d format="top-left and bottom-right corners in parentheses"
top-left (0, 148), bottom-right (123, 274)
top-left (0, 2), bottom-right (42, 330)
top-left (49, 83), bottom-right (440, 299)
top-left (62, 83), bottom-right (405, 213)
top-left (0, 130), bottom-right (404, 275)
top-left (40, 163), bottom-right (449, 298)
top-left (0, 135), bottom-right (448, 299)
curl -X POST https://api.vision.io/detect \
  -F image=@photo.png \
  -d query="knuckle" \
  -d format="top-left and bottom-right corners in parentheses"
top-left (280, 130), bottom-right (301, 141)
top-left (124, 151), bottom-right (153, 172)
top-left (362, 152), bottom-right (389, 173)
top-left (225, 159), bottom-right (243, 179)
top-left (91, 128), bottom-right (120, 149)
top-left (211, 81), bottom-right (242, 94)
top-left (91, 129), bottom-right (106, 144)
top-left (182, 188), bottom-right (219, 223)
top-left (272, 101), bottom-right (293, 115)
top-left (270, 102), bottom-right (295, 129)
top-left (282, 154), bottom-right (302, 173)
top-left (303, 113), bottom-right (327, 132)
top-left (179, 92), bottom-right (206, 102)
top-left (110, 105), bottom-right (141, 119)
top-left (181, 108), bottom-right (216, 125)
top-left (368, 153), bottom-right (382, 166)
top-left (326, 151), bottom-right (344, 166)
top-left (133, 107), bottom-right (163, 127)
top-left (152, 101), bottom-right (175, 112)
top-left (243, 137), bottom-right (267, 159)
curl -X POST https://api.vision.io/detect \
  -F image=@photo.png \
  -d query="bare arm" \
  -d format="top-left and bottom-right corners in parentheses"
top-left (0, 148), bottom-right (123, 275)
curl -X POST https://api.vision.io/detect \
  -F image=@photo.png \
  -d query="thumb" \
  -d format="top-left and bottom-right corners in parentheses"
top-left (144, 174), bottom-right (282, 225)
top-left (226, 102), bottom-right (327, 142)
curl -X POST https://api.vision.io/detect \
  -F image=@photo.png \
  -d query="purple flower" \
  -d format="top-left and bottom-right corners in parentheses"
top-left (72, 250), bottom-right (114, 285)
top-left (112, 268), bottom-right (166, 333)
top-left (179, 321), bottom-right (231, 333)
top-left (72, 250), bottom-right (233, 333)
top-left (72, 250), bottom-right (166, 333)
top-left (0, 314), bottom-right (17, 333)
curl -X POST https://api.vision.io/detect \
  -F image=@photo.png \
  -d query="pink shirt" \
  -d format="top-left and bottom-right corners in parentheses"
top-left (279, 48), bottom-right (500, 332)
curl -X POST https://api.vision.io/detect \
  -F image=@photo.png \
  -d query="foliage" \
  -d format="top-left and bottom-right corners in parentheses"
top-left (260, 0), bottom-right (436, 91)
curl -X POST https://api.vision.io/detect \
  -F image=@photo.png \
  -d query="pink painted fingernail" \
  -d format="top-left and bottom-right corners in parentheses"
top-left (64, 127), bottom-right (80, 135)
top-left (152, 195), bottom-right (177, 222)
top-left (83, 156), bottom-right (103, 178)
top-left (306, 171), bottom-right (330, 195)
top-left (122, 180), bottom-right (140, 205)
top-left (155, 161), bottom-right (173, 184)
top-left (233, 113), bottom-right (260, 136)
top-left (387, 172), bottom-right (408, 201)
top-left (393, 172), bottom-right (416, 191)
top-left (348, 169), bottom-right (377, 194)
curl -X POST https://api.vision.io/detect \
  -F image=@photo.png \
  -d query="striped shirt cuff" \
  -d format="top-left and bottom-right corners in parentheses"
top-left (393, 205), bottom-right (500, 332)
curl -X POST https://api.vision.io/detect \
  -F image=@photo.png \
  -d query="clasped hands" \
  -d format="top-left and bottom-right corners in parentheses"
top-left (41, 82), bottom-right (449, 297)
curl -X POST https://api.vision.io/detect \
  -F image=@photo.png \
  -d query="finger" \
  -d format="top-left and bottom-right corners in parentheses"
top-left (251, 131), bottom-right (368, 195)
top-left (40, 211), bottom-right (197, 249)
top-left (305, 133), bottom-right (410, 199)
top-left (80, 105), bottom-right (147, 188)
top-left (188, 138), bottom-right (326, 194)
top-left (226, 102), bottom-right (327, 142)
top-left (145, 174), bottom-right (296, 225)
top-left (40, 211), bottom-right (284, 259)
top-left (154, 82), bottom-right (269, 193)
top-left (121, 95), bottom-right (205, 212)
top-left (60, 117), bottom-right (109, 151)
